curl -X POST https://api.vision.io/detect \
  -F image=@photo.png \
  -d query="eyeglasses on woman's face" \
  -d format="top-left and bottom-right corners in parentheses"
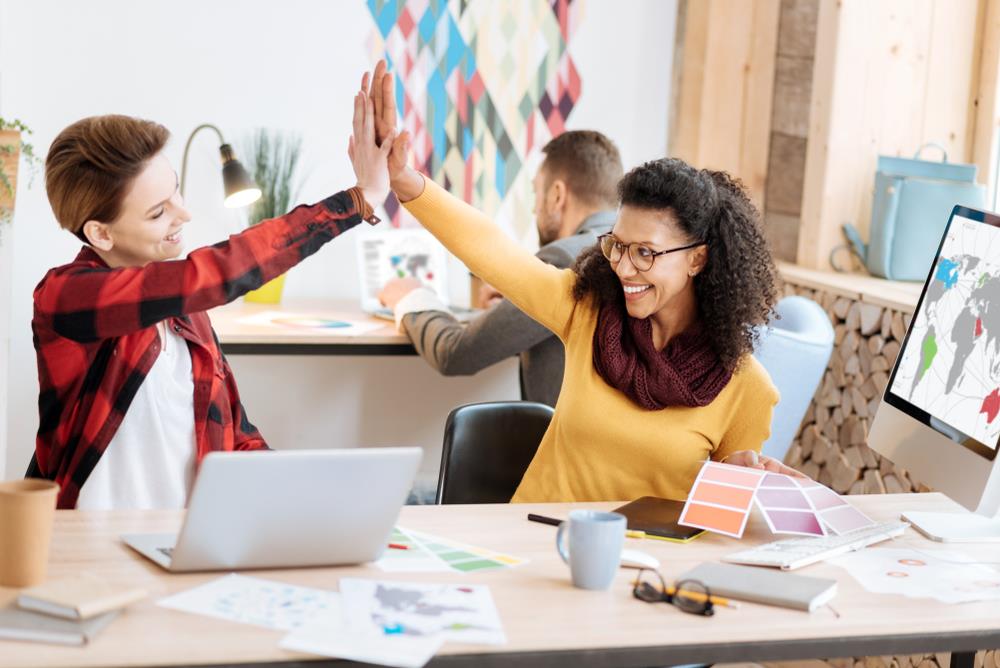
top-left (631, 568), bottom-right (715, 617)
top-left (598, 233), bottom-right (705, 272)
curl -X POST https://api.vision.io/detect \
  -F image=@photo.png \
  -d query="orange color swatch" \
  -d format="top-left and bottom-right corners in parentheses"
top-left (681, 503), bottom-right (746, 536)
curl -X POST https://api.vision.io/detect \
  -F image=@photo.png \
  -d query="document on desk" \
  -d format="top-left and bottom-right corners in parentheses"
top-left (375, 526), bottom-right (527, 573)
top-left (157, 574), bottom-right (341, 632)
top-left (281, 579), bottom-right (504, 668)
top-left (830, 547), bottom-right (1000, 604)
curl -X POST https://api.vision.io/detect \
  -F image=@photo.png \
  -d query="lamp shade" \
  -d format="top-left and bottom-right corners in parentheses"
top-left (219, 144), bottom-right (262, 208)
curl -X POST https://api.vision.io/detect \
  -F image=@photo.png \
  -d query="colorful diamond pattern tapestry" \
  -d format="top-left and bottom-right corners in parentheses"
top-left (367, 0), bottom-right (583, 236)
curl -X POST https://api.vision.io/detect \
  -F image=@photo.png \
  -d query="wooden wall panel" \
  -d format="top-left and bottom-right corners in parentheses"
top-left (671, 0), bottom-right (781, 209)
top-left (797, 0), bottom-right (982, 271)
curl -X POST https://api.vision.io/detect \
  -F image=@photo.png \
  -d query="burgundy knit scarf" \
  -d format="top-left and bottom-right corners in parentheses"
top-left (592, 303), bottom-right (732, 410)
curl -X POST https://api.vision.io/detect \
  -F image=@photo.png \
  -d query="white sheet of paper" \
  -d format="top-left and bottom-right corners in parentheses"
top-left (340, 578), bottom-right (506, 645)
top-left (831, 547), bottom-right (1000, 604)
top-left (280, 623), bottom-right (443, 668)
top-left (236, 311), bottom-right (383, 337)
top-left (157, 574), bottom-right (341, 632)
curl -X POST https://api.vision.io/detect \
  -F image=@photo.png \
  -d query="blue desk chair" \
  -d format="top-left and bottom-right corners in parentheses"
top-left (752, 295), bottom-right (835, 463)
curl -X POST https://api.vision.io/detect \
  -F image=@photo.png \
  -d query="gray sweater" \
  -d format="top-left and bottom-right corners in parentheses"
top-left (400, 211), bottom-right (615, 407)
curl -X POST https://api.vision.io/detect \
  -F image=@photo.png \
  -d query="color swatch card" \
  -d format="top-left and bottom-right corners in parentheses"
top-left (376, 527), bottom-right (528, 574)
top-left (755, 473), bottom-right (826, 536)
top-left (678, 462), bottom-right (767, 538)
top-left (679, 461), bottom-right (875, 539)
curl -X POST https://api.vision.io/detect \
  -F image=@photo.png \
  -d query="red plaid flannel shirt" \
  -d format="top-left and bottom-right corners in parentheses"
top-left (32, 190), bottom-right (364, 508)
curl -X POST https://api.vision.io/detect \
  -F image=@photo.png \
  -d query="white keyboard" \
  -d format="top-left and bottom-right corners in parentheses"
top-left (722, 520), bottom-right (910, 571)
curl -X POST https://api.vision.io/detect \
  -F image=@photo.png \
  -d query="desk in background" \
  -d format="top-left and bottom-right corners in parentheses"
top-left (2, 493), bottom-right (998, 667)
top-left (209, 299), bottom-right (415, 356)
top-left (207, 299), bottom-right (520, 491)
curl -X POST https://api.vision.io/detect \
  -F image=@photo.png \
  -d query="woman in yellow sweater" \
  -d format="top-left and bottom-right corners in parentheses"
top-left (353, 65), bottom-right (796, 502)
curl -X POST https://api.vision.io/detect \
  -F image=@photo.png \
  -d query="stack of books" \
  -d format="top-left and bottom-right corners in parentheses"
top-left (0, 574), bottom-right (146, 645)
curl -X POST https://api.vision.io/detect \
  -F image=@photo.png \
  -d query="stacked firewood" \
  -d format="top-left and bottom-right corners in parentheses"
top-left (753, 652), bottom-right (1000, 668)
top-left (774, 281), bottom-right (1000, 667)
top-left (780, 284), bottom-right (929, 495)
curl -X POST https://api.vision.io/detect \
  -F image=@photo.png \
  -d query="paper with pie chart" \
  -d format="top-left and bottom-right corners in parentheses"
top-left (830, 548), bottom-right (1000, 603)
top-left (679, 461), bottom-right (876, 538)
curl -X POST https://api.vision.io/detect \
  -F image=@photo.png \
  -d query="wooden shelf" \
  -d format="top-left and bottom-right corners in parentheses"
top-left (778, 261), bottom-right (923, 313)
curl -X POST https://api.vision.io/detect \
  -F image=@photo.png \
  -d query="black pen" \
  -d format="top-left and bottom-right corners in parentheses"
top-left (527, 513), bottom-right (563, 527)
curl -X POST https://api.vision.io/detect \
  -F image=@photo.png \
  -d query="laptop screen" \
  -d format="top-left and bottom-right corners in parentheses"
top-left (884, 205), bottom-right (1000, 461)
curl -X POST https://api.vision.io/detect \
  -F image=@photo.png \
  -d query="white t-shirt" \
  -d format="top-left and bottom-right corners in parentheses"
top-left (76, 324), bottom-right (197, 510)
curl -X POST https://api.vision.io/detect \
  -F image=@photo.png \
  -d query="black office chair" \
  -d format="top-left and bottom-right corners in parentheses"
top-left (436, 401), bottom-right (554, 504)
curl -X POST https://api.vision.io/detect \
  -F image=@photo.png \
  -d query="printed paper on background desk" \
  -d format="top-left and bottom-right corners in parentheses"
top-left (679, 461), bottom-right (875, 539)
top-left (236, 311), bottom-right (383, 336)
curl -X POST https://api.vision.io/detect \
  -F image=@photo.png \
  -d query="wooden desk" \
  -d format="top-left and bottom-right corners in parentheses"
top-left (2, 494), bottom-right (998, 668)
top-left (209, 300), bottom-right (415, 356)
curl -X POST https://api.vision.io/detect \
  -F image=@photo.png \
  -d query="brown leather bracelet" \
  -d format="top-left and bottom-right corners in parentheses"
top-left (347, 187), bottom-right (382, 225)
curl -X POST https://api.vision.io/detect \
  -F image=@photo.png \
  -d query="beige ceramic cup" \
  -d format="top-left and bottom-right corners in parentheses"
top-left (0, 480), bottom-right (59, 587)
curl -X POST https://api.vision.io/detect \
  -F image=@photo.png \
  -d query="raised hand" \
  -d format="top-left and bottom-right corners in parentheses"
top-left (364, 60), bottom-right (398, 147)
top-left (348, 90), bottom-right (395, 210)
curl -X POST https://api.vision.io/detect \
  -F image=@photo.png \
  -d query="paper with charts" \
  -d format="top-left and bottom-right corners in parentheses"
top-left (157, 574), bottom-right (341, 632)
top-left (281, 579), bottom-right (504, 668)
top-left (375, 526), bottom-right (527, 573)
top-left (679, 461), bottom-right (875, 539)
top-left (831, 547), bottom-right (1000, 604)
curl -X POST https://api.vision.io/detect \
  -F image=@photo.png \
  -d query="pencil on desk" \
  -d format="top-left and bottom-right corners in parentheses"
top-left (665, 586), bottom-right (739, 609)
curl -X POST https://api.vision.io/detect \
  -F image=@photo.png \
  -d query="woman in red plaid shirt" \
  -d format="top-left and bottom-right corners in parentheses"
top-left (30, 93), bottom-right (394, 509)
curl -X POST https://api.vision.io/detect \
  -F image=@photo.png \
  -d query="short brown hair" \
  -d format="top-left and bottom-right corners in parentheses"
top-left (540, 130), bottom-right (623, 207)
top-left (45, 115), bottom-right (169, 237)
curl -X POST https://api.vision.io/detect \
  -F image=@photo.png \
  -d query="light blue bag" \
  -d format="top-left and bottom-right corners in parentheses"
top-left (837, 144), bottom-right (986, 281)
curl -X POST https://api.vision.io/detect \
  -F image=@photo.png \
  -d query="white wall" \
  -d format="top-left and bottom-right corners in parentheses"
top-left (0, 0), bottom-right (676, 483)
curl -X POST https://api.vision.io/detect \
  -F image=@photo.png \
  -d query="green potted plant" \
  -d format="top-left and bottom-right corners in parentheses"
top-left (0, 118), bottom-right (42, 230)
top-left (241, 129), bottom-right (304, 304)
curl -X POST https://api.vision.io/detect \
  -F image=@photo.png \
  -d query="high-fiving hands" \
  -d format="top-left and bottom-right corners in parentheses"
top-left (350, 60), bottom-right (424, 202)
top-left (348, 88), bottom-right (396, 210)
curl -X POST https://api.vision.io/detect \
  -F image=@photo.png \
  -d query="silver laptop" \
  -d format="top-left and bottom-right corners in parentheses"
top-left (122, 447), bottom-right (421, 572)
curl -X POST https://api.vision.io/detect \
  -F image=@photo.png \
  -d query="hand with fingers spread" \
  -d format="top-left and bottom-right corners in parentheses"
top-left (348, 89), bottom-right (395, 210)
top-left (362, 60), bottom-right (423, 201)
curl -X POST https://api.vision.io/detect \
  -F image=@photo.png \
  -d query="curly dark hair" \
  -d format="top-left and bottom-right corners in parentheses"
top-left (571, 157), bottom-right (779, 373)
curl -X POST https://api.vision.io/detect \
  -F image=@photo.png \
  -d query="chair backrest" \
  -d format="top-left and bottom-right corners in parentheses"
top-left (752, 295), bottom-right (835, 462)
top-left (436, 401), bottom-right (554, 504)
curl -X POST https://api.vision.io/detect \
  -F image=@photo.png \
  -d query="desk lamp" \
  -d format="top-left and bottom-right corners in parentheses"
top-left (179, 123), bottom-right (261, 208)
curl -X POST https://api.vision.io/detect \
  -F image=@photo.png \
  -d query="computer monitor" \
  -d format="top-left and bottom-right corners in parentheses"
top-left (868, 205), bottom-right (1000, 542)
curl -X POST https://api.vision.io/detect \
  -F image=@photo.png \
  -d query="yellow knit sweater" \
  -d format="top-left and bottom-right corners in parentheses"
top-left (404, 179), bottom-right (780, 502)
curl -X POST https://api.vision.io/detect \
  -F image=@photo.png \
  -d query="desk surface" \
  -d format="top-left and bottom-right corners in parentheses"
top-left (209, 300), bottom-right (415, 355)
top-left (2, 494), bottom-right (998, 668)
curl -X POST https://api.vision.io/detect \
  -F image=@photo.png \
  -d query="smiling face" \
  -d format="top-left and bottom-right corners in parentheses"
top-left (82, 152), bottom-right (191, 267)
top-left (609, 205), bottom-right (708, 322)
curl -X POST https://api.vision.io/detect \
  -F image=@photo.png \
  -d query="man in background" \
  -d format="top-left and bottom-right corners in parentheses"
top-left (378, 130), bottom-right (623, 407)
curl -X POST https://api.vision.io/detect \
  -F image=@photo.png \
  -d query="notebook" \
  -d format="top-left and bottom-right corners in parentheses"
top-left (679, 562), bottom-right (837, 612)
top-left (0, 605), bottom-right (119, 645)
top-left (17, 574), bottom-right (147, 620)
top-left (613, 497), bottom-right (706, 543)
